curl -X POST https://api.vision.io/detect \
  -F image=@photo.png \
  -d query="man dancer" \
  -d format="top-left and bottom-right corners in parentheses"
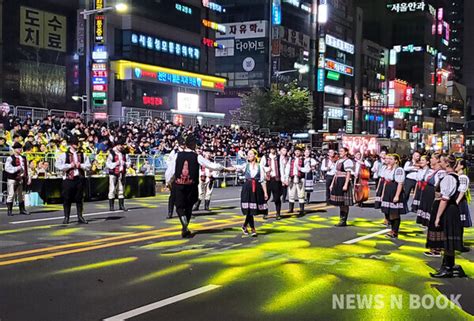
top-left (56, 136), bottom-right (91, 224)
top-left (167, 137), bottom-right (185, 219)
top-left (285, 146), bottom-right (311, 217)
top-left (193, 148), bottom-right (217, 211)
top-left (321, 149), bottom-right (337, 205)
top-left (106, 138), bottom-right (131, 211)
top-left (279, 146), bottom-right (290, 203)
top-left (260, 143), bottom-right (285, 220)
top-left (165, 135), bottom-right (226, 238)
top-left (4, 142), bottom-right (30, 216)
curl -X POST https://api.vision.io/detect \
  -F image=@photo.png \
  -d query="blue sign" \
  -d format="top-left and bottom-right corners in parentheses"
top-left (92, 77), bottom-right (107, 85)
top-left (131, 32), bottom-right (200, 60)
top-left (317, 69), bottom-right (325, 92)
top-left (272, 0), bottom-right (281, 25)
top-left (157, 72), bottom-right (202, 88)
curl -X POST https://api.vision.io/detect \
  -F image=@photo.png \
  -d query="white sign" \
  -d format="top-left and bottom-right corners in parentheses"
top-left (215, 38), bottom-right (235, 57)
top-left (324, 85), bottom-right (344, 96)
top-left (325, 35), bottom-right (354, 54)
top-left (243, 57), bottom-right (256, 72)
top-left (387, 2), bottom-right (426, 13)
top-left (177, 93), bottom-right (199, 112)
top-left (216, 20), bottom-right (267, 39)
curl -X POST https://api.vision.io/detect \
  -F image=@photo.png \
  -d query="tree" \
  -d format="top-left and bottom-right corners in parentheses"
top-left (238, 81), bottom-right (311, 132)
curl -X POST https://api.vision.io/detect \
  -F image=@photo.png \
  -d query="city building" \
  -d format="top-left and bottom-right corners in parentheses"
top-left (446, 0), bottom-right (463, 82)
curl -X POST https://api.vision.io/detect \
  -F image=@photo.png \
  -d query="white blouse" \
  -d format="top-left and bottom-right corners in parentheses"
top-left (426, 169), bottom-right (446, 186)
top-left (383, 167), bottom-right (405, 183)
top-left (440, 174), bottom-right (458, 200)
top-left (235, 163), bottom-right (266, 183)
top-left (336, 159), bottom-right (354, 173)
top-left (458, 174), bottom-right (470, 194)
top-left (415, 167), bottom-right (430, 182)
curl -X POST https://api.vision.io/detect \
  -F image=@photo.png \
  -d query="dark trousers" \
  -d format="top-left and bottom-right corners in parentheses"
top-left (62, 177), bottom-right (84, 206)
top-left (404, 178), bottom-right (417, 203)
top-left (325, 175), bottom-right (334, 203)
top-left (174, 183), bottom-right (198, 231)
top-left (282, 185), bottom-right (288, 202)
top-left (168, 186), bottom-right (175, 215)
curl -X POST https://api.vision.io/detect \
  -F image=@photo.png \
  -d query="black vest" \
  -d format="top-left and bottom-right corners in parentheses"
top-left (174, 151), bottom-right (199, 186)
top-left (6, 155), bottom-right (27, 180)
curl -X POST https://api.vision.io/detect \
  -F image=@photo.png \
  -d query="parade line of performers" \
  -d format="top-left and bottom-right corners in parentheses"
top-left (3, 135), bottom-right (471, 279)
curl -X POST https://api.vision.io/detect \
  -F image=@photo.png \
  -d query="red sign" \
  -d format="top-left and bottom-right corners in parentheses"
top-left (93, 70), bottom-right (108, 77)
top-left (94, 112), bottom-right (107, 120)
top-left (143, 96), bottom-right (163, 106)
top-left (405, 86), bottom-right (413, 106)
top-left (93, 84), bottom-right (108, 91)
top-left (142, 71), bottom-right (157, 79)
top-left (92, 63), bottom-right (107, 71)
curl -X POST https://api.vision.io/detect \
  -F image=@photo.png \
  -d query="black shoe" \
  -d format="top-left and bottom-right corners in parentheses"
top-left (19, 202), bottom-right (29, 215)
top-left (192, 201), bottom-right (201, 212)
top-left (62, 203), bottom-right (71, 224)
top-left (276, 214), bottom-right (282, 220)
top-left (76, 203), bottom-right (88, 224)
top-left (7, 202), bottom-right (13, 216)
top-left (430, 266), bottom-right (454, 278)
top-left (460, 246), bottom-right (470, 253)
top-left (298, 204), bottom-right (305, 217)
top-left (119, 199), bottom-right (128, 212)
top-left (453, 265), bottom-right (467, 278)
top-left (181, 229), bottom-right (192, 238)
top-left (167, 212), bottom-right (173, 219)
top-left (263, 214), bottom-right (268, 220)
top-left (335, 216), bottom-right (348, 227)
top-left (204, 200), bottom-right (210, 211)
top-left (109, 199), bottom-right (115, 211)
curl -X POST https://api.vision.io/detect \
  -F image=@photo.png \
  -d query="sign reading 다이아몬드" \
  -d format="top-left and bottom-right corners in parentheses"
top-left (20, 6), bottom-right (67, 52)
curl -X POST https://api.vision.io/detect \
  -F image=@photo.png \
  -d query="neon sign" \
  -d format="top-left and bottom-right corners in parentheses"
top-left (202, 19), bottom-right (226, 33)
top-left (325, 59), bottom-right (354, 76)
top-left (202, 0), bottom-right (225, 12)
top-left (175, 3), bottom-right (192, 15)
top-left (387, 2), bottom-right (425, 13)
top-left (325, 35), bottom-right (354, 54)
top-left (143, 96), bottom-right (163, 106)
top-left (202, 38), bottom-right (225, 49)
top-left (131, 32), bottom-right (200, 60)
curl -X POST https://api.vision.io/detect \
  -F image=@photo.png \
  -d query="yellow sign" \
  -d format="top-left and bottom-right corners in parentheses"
top-left (111, 60), bottom-right (227, 92)
top-left (20, 6), bottom-right (67, 52)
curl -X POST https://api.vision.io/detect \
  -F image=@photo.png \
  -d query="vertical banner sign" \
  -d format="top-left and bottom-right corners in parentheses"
top-left (95, 0), bottom-right (105, 44)
top-left (272, 0), bottom-right (281, 25)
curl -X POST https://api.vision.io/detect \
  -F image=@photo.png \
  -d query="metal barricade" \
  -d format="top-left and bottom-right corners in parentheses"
top-left (15, 106), bottom-right (49, 122)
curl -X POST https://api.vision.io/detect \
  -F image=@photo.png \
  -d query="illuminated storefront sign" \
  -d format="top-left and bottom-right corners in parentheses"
top-left (202, 0), bottom-right (225, 13)
top-left (143, 96), bottom-right (163, 106)
top-left (426, 45), bottom-right (437, 56)
top-left (112, 60), bottom-right (226, 92)
top-left (202, 37), bottom-right (225, 49)
top-left (131, 32), bottom-right (200, 60)
top-left (325, 59), bottom-right (354, 76)
top-left (93, 84), bottom-right (107, 91)
top-left (216, 21), bottom-right (267, 39)
top-left (327, 71), bottom-right (340, 81)
top-left (92, 63), bottom-right (106, 71)
top-left (175, 3), bottom-right (192, 15)
top-left (272, 0), bottom-right (282, 25)
top-left (177, 93), bottom-right (199, 112)
top-left (92, 45), bottom-right (108, 60)
top-left (324, 85), bottom-right (344, 96)
top-left (393, 44), bottom-right (423, 53)
top-left (202, 19), bottom-right (226, 33)
top-left (317, 69), bottom-right (325, 92)
top-left (94, 0), bottom-right (105, 43)
top-left (387, 2), bottom-right (425, 13)
top-left (325, 35), bottom-right (354, 54)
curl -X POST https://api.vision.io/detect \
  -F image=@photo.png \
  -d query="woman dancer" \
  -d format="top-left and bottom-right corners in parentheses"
top-left (411, 155), bottom-right (430, 213)
top-left (329, 148), bottom-right (354, 227)
top-left (428, 155), bottom-right (466, 278)
top-left (304, 148), bottom-right (317, 204)
top-left (380, 154), bottom-right (408, 238)
top-left (455, 159), bottom-right (471, 252)
top-left (231, 149), bottom-right (268, 237)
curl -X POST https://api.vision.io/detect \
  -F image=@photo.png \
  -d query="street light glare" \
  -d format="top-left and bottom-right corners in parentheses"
top-left (318, 4), bottom-right (328, 23)
top-left (115, 3), bottom-right (128, 13)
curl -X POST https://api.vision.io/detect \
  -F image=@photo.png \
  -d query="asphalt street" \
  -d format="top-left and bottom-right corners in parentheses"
top-left (0, 183), bottom-right (472, 321)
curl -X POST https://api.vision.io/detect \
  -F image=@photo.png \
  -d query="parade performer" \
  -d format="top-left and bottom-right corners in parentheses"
top-left (285, 146), bottom-right (311, 216)
top-left (55, 136), bottom-right (91, 224)
top-left (303, 147), bottom-right (318, 204)
top-left (428, 155), bottom-right (466, 278)
top-left (106, 138), bottom-right (130, 212)
top-left (380, 154), bottom-right (408, 238)
top-left (373, 150), bottom-right (387, 210)
top-left (4, 142), bottom-right (30, 216)
top-left (403, 151), bottom-right (421, 203)
top-left (353, 151), bottom-right (371, 206)
top-left (166, 137), bottom-right (185, 219)
top-left (411, 155), bottom-right (430, 212)
top-left (455, 159), bottom-right (471, 252)
top-left (165, 134), bottom-right (225, 238)
top-left (321, 149), bottom-right (337, 205)
top-left (260, 144), bottom-right (285, 220)
top-left (279, 146), bottom-right (290, 203)
top-left (229, 149), bottom-right (268, 236)
top-left (329, 148), bottom-right (355, 227)
top-left (193, 149), bottom-right (218, 211)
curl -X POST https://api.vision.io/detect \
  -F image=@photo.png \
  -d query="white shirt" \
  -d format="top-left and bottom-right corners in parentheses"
top-left (426, 169), bottom-right (446, 186)
top-left (336, 158), bottom-right (354, 174)
top-left (55, 150), bottom-right (91, 179)
top-left (383, 167), bottom-right (405, 183)
top-left (321, 157), bottom-right (336, 176)
top-left (106, 148), bottom-right (131, 173)
top-left (458, 174), bottom-right (470, 194)
top-left (372, 160), bottom-right (386, 179)
top-left (260, 154), bottom-right (285, 179)
top-left (5, 155), bottom-right (25, 175)
top-left (234, 163), bottom-right (266, 183)
top-left (415, 167), bottom-right (430, 182)
top-left (404, 160), bottom-right (419, 180)
top-left (354, 159), bottom-right (371, 176)
top-left (165, 149), bottom-right (224, 184)
top-left (284, 157), bottom-right (311, 182)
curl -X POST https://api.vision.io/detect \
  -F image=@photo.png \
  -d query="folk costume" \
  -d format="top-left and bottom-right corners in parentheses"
top-left (4, 142), bottom-right (30, 216)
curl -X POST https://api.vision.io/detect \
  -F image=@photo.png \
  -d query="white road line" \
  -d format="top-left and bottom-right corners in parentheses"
top-left (103, 284), bottom-right (221, 321)
top-left (342, 228), bottom-right (392, 244)
top-left (9, 210), bottom-right (128, 225)
top-left (212, 198), bottom-right (241, 203)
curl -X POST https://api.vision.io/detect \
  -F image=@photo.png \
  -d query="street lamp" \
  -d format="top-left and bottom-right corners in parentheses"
top-left (72, 95), bottom-right (88, 114)
top-left (80, 2), bottom-right (128, 117)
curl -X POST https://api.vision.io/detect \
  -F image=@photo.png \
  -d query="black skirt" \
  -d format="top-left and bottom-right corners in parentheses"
top-left (416, 184), bottom-right (435, 226)
top-left (305, 171), bottom-right (315, 192)
top-left (459, 199), bottom-right (472, 228)
top-left (381, 181), bottom-right (407, 220)
top-left (426, 200), bottom-right (464, 251)
top-left (329, 176), bottom-right (354, 206)
top-left (374, 179), bottom-right (384, 209)
top-left (241, 179), bottom-right (268, 216)
top-left (411, 183), bottom-right (422, 212)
